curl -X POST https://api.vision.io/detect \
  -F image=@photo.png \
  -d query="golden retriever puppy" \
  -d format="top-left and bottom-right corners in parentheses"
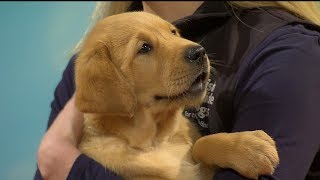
top-left (74, 12), bottom-right (279, 180)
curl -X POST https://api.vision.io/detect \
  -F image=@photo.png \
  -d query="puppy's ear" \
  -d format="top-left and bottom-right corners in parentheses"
top-left (74, 47), bottom-right (137, 117)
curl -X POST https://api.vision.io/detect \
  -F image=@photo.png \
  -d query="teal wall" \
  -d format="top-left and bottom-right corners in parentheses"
top-left (0, 2), bottom-right (95, 180)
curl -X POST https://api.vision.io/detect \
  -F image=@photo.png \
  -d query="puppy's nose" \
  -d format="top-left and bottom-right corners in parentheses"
top-left (185, 45), bottom-right (206, 64)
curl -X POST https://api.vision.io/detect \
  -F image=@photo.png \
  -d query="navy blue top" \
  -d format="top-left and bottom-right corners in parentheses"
top-left (34, 2), bottom-right (320, 180)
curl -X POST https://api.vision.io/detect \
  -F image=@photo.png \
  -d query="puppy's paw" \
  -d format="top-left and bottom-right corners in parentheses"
top-left (228, 130), bottom-right (279, 180)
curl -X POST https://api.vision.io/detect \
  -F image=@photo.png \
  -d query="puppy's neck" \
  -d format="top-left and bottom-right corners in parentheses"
top-left (85, 105), bottom-right (184, 150)
top-left (128, 105), bottom-right (183, 149)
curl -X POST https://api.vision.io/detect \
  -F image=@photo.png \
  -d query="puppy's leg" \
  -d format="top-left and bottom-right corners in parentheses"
top-left (192, 130), bottom-right (279, 180)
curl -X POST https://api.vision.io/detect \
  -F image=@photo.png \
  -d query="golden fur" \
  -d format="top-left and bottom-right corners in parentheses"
top-left (74, 12), bottom-right (279, 180)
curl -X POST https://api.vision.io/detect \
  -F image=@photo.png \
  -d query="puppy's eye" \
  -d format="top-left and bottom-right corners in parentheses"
top-left (138, 43), bottom-right (152, 54)
top-left (171, 30), bottom-right (177, 35)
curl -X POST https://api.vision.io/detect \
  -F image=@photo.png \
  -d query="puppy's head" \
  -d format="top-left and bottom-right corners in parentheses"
top-left (75, 12), bottom-right (210, 117)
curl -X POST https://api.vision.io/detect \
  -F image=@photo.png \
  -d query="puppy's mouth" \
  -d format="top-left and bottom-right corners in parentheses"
top-left (155, 72), bottom-right (208, 101)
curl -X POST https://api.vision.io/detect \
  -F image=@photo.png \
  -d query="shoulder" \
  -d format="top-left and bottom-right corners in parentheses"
top-left (239, 24), bottom-right (320, 79)
top-left (235, 24), bottom-right (320, 99)
top-left (249, 23), bottom-right (320, 61)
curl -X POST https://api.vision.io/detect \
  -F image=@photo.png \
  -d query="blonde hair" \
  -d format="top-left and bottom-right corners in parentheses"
top-left (72, 1), bottom-right (320, 53)
top-left (73, 1), bottom-right (133, 53)
top-left (228, 1), bottom-right (320, 25)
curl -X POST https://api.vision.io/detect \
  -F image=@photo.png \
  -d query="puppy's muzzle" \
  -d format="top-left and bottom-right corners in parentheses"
top-left (185, 45), bottom-right (206, 65)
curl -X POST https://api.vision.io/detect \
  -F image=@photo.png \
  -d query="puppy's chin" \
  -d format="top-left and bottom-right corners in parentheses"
top-left (170, 89), bottom-right (207, 108)
top-left (154, 81), bottom-right (208, 109)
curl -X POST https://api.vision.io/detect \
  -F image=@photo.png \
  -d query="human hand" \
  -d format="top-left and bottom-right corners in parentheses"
top-left (37, 95), bottom-right (84, 180)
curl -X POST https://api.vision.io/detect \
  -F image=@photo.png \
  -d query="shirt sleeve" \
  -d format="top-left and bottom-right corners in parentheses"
top-left (34, 56), bottom-right (123, 180)
top-left (214, 30), bottom-right (320, 179)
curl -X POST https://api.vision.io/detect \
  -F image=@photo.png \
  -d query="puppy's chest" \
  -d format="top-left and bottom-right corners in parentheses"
top-left (81, 114), bottom-right (195, 152)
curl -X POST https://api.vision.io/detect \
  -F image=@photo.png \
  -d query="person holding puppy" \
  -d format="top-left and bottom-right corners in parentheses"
top-left (35, 1), bottom-right (320, 180)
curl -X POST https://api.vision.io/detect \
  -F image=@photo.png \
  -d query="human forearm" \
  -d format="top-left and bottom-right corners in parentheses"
top-left (37, 96), bottom-right (82, 179)
top-left (37, 136), bottom-right (81, 179)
